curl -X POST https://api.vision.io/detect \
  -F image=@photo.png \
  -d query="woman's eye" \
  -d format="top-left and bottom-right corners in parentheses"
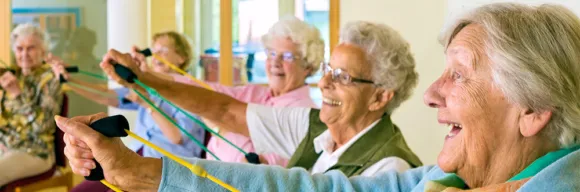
top-left (452, 71), bottom-right (462, 80)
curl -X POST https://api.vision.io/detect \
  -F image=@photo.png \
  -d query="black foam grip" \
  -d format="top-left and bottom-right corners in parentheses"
top-left (245, 152), bottom-right (261, 164)
top-left (59, 75), bottom-right (67, 83)
top-left (139, 48), bottom-right (152, 57)
top-left (66, 66), bottom-right (79, 73)
top-left (1, 69), bottom-right (16, 74)
top-left (113, 63), bottom-right (137, 83)
top-left (57, 67), bottom-right (78, 83)
top-left (85, 115), bottom-right (130, 181)
top-left (121, 97), bottom-right (133, 104)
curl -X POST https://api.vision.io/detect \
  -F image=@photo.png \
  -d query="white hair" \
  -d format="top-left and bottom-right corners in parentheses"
top-left (440, 3), bottom-right (580, 147)
top-left (340, 21), bottom-right (418, 114)
top-left (261, 16), bottom-right (325, 76)
top-left (11, 23), bottom-right (50, 51)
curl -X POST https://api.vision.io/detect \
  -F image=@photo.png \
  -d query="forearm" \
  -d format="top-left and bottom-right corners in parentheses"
top-left (69, 85), bottom-right (119, 107)
top-left (149, 108), bottom-right (183, 144)
top-left (116, 157), bottom-right (163, 192)
top-left (158, 157), bottom-right (399, 191)
top-left (69, 78), bottom-right (113, 94)
top-left (139, 73), bottom-right (249, 136)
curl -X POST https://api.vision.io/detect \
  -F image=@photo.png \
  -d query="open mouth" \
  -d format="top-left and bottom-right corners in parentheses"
top-left (270, 71), bottom-right (286, 77)
top-left (445, 123), bottom-right (463, 139)
top-left (322, 97), bottom-right (342, 106)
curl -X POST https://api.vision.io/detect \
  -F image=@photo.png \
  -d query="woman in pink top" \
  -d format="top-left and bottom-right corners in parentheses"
top-left (173, 16), bottom-right (325, 166)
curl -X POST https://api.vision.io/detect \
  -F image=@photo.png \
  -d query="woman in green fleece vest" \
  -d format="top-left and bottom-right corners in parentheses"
top-left (98, 20), bottom-right (422, 177)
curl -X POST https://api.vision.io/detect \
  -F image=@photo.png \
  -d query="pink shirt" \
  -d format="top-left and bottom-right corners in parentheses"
top-left (173, 75), bottom-right (317, 166)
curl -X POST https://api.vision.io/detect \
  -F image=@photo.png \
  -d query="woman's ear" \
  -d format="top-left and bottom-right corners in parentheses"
top-left (303, 65), bottom-right (313, 77)
top-left (519, 108), bottom-right (552, 137)
top-left (368, 89), bottom-right (394, 112)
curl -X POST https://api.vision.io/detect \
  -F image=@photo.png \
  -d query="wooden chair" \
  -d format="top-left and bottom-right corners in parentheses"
top-left (1, 94), bottom-right (74, 192)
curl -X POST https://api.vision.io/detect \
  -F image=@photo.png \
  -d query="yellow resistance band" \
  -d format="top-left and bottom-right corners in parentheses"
top-left (126, 130), bottom-right (239, 192)
top-left (152, 54), bottom-right (214, 91)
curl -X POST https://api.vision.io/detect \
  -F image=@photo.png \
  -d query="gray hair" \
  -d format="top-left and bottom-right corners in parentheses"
top-left (11, 23), bottom-right (50, 51)
top-left (340, 21), bottom-right (418, 114)
top-left (261, 16), bottom-right (325, 76)
top-left (440, 3), bottom-right (580, 147)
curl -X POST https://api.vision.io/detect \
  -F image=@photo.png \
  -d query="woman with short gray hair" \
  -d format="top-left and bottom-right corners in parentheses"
top-left (0, 23), bottom-right (63, 186)
top-left (168, 20), bottom-right (421, 175)
top-left (77, 19), bottom-right (421, 181)
top-left (62, 2), bottom-right (580, 191)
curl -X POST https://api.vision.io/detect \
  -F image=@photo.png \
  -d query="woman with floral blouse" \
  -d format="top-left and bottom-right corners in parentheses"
top-left (0, 23), bottom-right (63, 186)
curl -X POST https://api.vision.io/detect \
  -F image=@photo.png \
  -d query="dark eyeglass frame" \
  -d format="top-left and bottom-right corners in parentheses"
top-left (323, 63), bottom-right (375, 85)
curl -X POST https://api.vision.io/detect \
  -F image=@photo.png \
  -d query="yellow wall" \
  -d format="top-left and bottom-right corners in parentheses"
top-left (341, 0), bottom-right (448, 164)
top-left (148, 0), bottom-right (177, 45)
top-left (0, 1), bottom-right (10, 68)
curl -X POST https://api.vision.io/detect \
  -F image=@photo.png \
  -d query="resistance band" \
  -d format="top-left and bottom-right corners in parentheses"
top-left (68, 57), bottom-right (259, 163)
top-left (85, 114), bottom-right (238, 192)
top-left (62, 68), bottom-right (220, 160)
top-left (139, 49), bottom-right (260, 163)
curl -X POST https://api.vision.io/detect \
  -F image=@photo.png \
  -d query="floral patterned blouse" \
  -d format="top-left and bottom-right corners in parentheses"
top-left (0, 65), bottom-right (62, 159)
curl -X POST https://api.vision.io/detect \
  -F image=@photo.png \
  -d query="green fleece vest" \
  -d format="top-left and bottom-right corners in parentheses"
top-left (286, 109), bottom-right (422, 176)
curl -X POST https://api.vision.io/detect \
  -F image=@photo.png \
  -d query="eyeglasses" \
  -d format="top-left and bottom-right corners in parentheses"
top-left (322, 63), bottom-right (375, 85)
top-left (266, 49), bottom-right (301, 63)
top-left (152, 47), bottom-right (172, 55)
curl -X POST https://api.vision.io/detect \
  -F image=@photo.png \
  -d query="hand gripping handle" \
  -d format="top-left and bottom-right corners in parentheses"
top-left (58, 66), bottom-right (79, 83)
top-left (84, 115), bottom-right (130, 181)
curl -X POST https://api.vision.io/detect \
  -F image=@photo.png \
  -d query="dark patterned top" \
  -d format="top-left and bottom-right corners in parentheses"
top-left (0, 65), bottom-right (62, 159)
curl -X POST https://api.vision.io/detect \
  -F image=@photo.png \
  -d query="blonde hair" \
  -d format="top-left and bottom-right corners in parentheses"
top-left (152, 31), bottom-right (193, 70)
top-left (440, 3), bottom-right (580, 147)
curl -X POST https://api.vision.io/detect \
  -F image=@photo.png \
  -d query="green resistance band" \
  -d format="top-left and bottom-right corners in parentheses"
top-left (71, 70), bottom-right (249, 156)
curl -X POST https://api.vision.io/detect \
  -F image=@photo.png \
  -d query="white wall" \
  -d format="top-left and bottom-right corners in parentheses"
top-left (341, 0), bottom-right (448, 165)
top-left (106, 0), bottom-right (148, 145)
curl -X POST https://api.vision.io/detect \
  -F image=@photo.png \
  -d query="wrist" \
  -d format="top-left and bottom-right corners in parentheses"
top-left (116, 156), bottom-right (162, 191)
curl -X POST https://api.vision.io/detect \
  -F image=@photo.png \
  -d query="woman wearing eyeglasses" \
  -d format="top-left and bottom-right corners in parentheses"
top-left (165, 16), bottom-right (325, 166)
top-left (102, 20), bottom-right (422, 177)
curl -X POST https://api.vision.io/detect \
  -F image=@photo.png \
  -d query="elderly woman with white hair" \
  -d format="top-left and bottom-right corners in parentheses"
top-left (64, 19), bottom-right (422, 180)
top-left (156, 16), bottom-right (326, 166)
top-left (0, 24), bottom-right (64, 186)
top-left (59, 2), bottom-right (580, 191)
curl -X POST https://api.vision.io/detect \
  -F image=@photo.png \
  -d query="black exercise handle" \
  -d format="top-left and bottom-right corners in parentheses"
top-left (121, 98), bottom-right (133, 104)
top-left (114, 63), bottom-right (137, 83)
top-left (85, 115), bottom-right (131, 181)
top-left (66, 66), bottom-right (79, 73)
top-left (139, 48), bottom-right (152, 57)
top-left (245, 152), bottom-right (261, 164)
top-left (0, 68), bottom-right (16, 75)
top-left (58, 66), bottom-right (79, 83)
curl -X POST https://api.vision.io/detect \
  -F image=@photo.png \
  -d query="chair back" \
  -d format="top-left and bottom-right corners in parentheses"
top-left (54, 94), bottom-right (68, 167)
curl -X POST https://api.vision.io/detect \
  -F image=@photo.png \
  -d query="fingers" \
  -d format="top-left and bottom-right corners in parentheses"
top-left (131, 45), bottom-right (142, 53)
top-left (100, 49), bottom-right (141, 89)
top-left (65, 144), bottom-right (94, 159)
top-left (65, 144), bottom-right (95, 177)
top-left (70, 163), bottom-right (91, 176)
top-left (0, 72), bottom-right (17, 88)
top-left (55, 115), bottom-right (107, 149)
top-left (64, 133), bottom-right (91, 149)
top-left (69, 112), bottom-right (108, 125)
top-left (103, 49), bottom-right (137, 70)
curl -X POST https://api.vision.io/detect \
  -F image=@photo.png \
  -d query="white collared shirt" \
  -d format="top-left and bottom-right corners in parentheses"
top-left (247, 104), bottom-right (411, 176)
